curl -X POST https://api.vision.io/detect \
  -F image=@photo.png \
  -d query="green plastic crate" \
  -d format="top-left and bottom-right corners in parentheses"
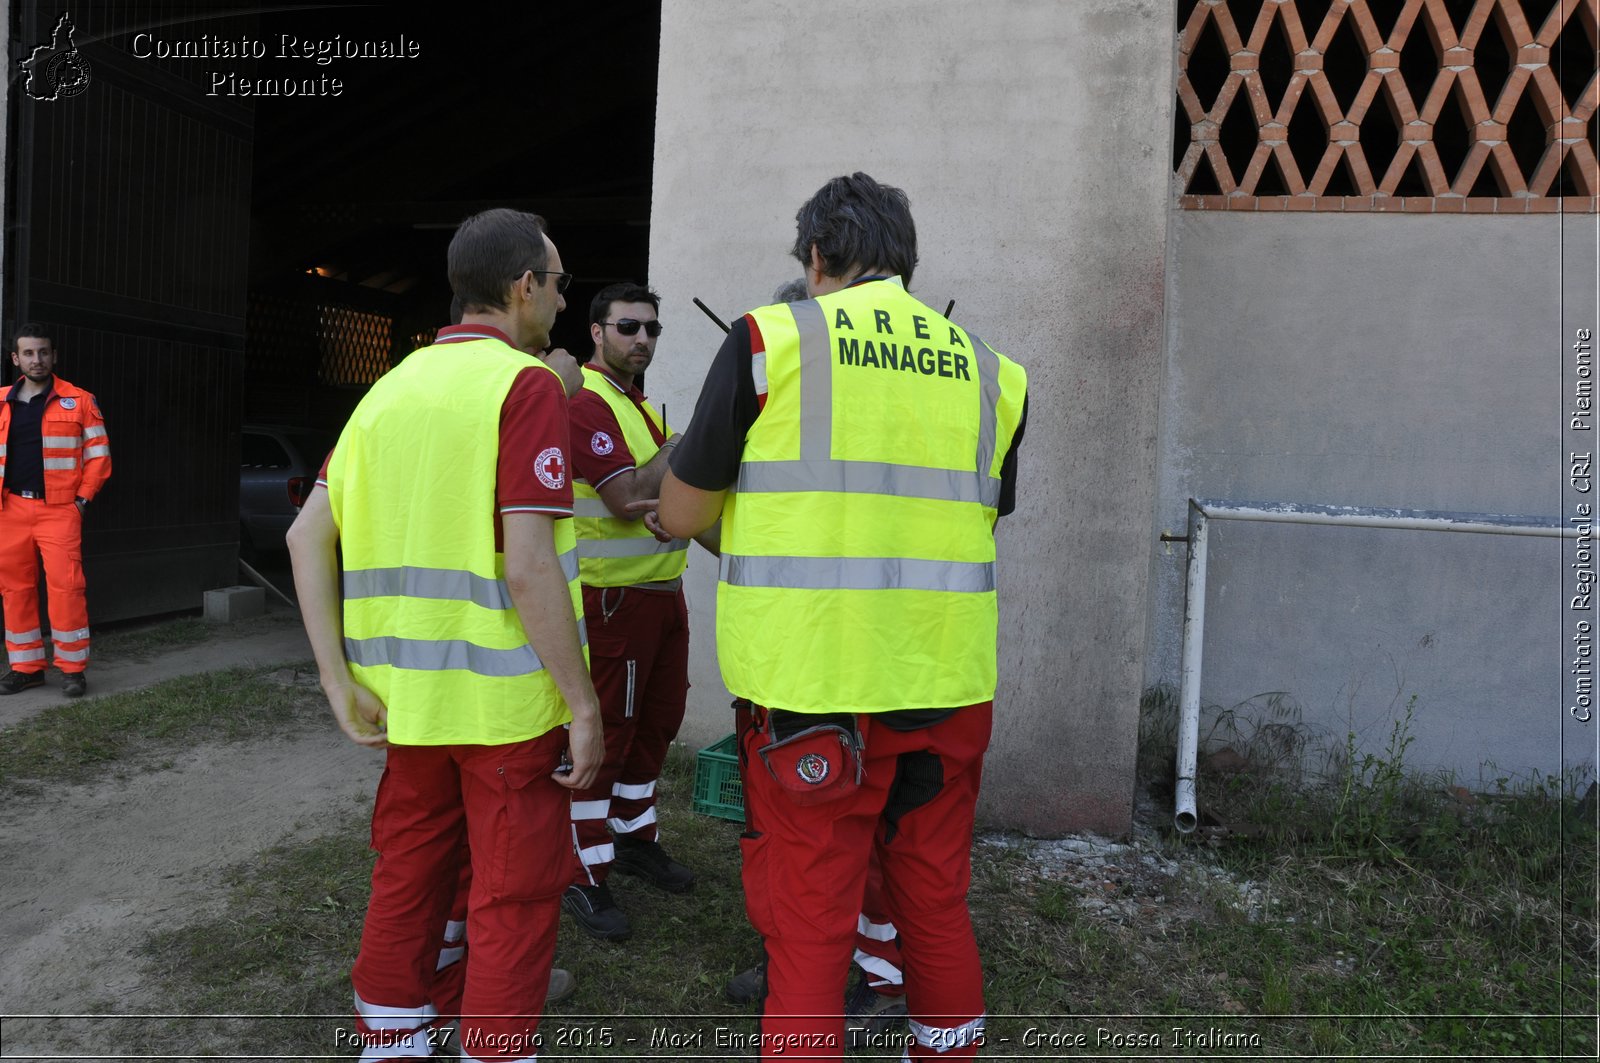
top-left (692, 733), bottom-right (744, 821)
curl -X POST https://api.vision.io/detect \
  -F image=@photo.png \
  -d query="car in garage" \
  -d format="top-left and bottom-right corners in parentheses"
top-left (239, 424), bottom-right (333, 556)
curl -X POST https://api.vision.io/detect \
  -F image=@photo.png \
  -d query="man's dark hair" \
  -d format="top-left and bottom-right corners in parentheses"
top-left (448, 209), bottom-right (549, 314)
top-left (772, 277), bottom-right (809, 303)
top-left (588, 282), bottom-right (660, 329)
top-left (12, 322), bottom-right (55, 350)
top-left (790, 172), bottom-right (918, 287)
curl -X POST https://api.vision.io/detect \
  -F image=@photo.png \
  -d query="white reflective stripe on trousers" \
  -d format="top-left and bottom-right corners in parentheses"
top-left (578, 841), bottom-right (614, 868)
top-left (612, 780), bottom-right (655, 800)
top-left (608, 806), bottom-right (656, 835)
top-left (353, 991), bottom-right (438, 1030)
top-left (857, 914), bottom-right (898, 941)
top-left (852, 949), bottom-right (904, 987)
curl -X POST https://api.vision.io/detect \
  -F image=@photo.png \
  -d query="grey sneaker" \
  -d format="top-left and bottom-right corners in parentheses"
top-left (845, 973), bottom-right (907, 1047)
top-left (725, 962), bottom-right (765, 1004)
top-left (562, 882), bottom-right (632, 941)
top-left (547, 966), bottom-right (577, 1004)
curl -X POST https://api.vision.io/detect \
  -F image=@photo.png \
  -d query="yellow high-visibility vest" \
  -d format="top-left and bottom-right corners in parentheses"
top-left (572, 366), bottom-right (689, 588)
top-left (327, 337), bottom-right (585, 745)
top-left (718, 278), bottom-right (1027, 713)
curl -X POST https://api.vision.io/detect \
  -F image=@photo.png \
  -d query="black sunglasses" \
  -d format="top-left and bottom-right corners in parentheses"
top-left (517, 269), bottom-right (573, 293)
top-left (600, 319), bottom-right (663, 338)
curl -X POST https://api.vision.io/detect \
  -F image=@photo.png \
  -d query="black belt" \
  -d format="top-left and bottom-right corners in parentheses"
top-left (10, 489), bottom-right (43, 500)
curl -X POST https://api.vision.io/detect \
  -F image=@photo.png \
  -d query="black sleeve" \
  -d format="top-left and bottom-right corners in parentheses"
top-left (669, 316), bottom-right (760, 492)
top-left (996, 392), bottom-right (1028, 518)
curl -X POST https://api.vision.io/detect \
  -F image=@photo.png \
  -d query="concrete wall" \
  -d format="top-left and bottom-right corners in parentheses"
top-left (649, 0), bottom-right (1175, 834)
top-left (1150, 212), bottom-right (1599, 788)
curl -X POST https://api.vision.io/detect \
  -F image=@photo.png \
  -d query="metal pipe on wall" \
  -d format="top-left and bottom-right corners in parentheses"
top-left (1173, 498), bottom-right (1579, 833)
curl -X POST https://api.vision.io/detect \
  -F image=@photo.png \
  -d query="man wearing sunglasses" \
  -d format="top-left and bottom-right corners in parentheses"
top-left (560, 282), bottom-right (701, 942)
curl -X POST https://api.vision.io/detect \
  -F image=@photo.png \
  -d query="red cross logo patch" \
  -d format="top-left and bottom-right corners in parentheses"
top-left (535, 446), bottom-right (566, 489)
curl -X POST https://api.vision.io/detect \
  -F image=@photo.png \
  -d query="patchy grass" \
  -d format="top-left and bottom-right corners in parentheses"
top-left (0, 664), bottom-right (323, 791)
top-left (90, 613), bottom-right (213, 659)
top-left (11, 682), bottom-right (1598, 1059)
top-left (91, 604), bottom-right (303, 662)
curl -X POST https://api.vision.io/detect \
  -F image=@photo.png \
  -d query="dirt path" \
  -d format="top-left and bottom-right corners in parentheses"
top-left (0, 627), bottom-right (384, 1058)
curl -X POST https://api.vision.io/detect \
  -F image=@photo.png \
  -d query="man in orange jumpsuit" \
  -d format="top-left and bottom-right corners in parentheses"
top-left (0, 324), bottom-right (110, 698)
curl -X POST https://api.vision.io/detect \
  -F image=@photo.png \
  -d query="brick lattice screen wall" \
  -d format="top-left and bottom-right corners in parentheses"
top-left (1175, 0), bottom-right (1599, 211)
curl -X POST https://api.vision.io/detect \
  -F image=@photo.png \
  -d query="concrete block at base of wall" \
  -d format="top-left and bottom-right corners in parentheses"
top-left (203, 585), bottom-right (265, 624)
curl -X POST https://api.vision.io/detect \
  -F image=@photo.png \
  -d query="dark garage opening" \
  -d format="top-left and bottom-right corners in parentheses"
top-left (5, 1), bottom-right (660, 621)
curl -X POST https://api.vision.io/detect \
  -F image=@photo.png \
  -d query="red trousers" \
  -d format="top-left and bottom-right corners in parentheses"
top-left (739, 703), bottom-right (992, 1061)
top-left (568, 585), bottom-right (688, 884)
top-left (0, 494), bottom-right (89, 673)
top-left (351, 731), bottom-right (569, 1063)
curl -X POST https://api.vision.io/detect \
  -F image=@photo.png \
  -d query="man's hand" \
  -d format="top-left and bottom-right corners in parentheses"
top-left (539, 347), bottom-right (584, 398)
top-left (555, 709), bottom-right (604, 789)
top-left (622, 498), bottom-right (674, 542)
top-left (323, 678), bottom-right (389, 748)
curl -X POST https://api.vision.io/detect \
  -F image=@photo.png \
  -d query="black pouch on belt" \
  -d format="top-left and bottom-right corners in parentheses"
top-left (757, 710), bottom-right (863, 806)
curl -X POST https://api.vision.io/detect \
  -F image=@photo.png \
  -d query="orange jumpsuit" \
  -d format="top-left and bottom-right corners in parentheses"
top-left (0, 376), bottom-right (110, 675)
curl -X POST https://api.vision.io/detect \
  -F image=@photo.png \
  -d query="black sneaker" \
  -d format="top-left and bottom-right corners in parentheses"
top-left (725, 962), bottom-right (765, 1004)
top-left (845, 973), bottom-right (908, 1048)
top-left (0, 670), bottom-right (45, 695)
top-left (612, 836), bottom-right (696, 893)
top-left (562, 882), bottom-right (631, 941)
top-left (61, 672), bottom-right (87, 698)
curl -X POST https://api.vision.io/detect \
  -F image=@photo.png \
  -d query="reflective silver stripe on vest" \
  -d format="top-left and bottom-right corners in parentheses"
top-left (344, 567), bottom-right (514, 609)
top-left (42, 435), bottom-right (79, 447)
top-left (84, 425), bottom-right (107, 439)
top-left (968, 330), bottom-right (1002, 484)
top-left (345, 618), bottom-right (589, 677)
top-left (738, 459), bottom-right (1000, 508)
top-left (43, 458), bottom-right (78, 470)
top-left (576, 536), bottom-right (688, 559)
top-left (345, 636), bottom-right (542, 677)
top-left (791, 299), bottom-right (832, 462)
top-left (573, 498), bottom-right (613, 518)
top-left (84, 445), bottom-right (110, 459)
top-left (721, 554), bottom-right (994, 593)
top-left (343, 551), bottom-right (580, 608)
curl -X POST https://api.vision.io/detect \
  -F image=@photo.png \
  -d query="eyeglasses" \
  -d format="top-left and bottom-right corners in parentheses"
top-left (600, 319), bottom-right (663, 338)
top-left (517, 269), bottom-right (573, 293)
